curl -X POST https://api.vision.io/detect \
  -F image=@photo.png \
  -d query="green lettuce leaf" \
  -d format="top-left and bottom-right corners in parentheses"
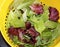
top-left (6, 10), bottom-right (25, 28)
top-left (28, 15), bottom-right (46, 33)
top-left (35, 36), bottom-right (41, 46)
top-left (34, 19), bottom-right (46, 33)
top-left (45, 20), bottom-right (58, 29)
top-left (40, 5), bottom-right (49, 22)
top-left (52, 23), bottom-right (60, 40)
top-left (24, 44), bottom-right (34, 47)
top-left (13, 36), bottom-right (24, 45)
top-left (22, 9), bottom-right (27, 22)
top-left (17, 0), bottom-right (35, 9)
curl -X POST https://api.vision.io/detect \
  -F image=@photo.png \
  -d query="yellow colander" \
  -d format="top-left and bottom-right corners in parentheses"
top-left (0, 0), bottom-right (60, 47)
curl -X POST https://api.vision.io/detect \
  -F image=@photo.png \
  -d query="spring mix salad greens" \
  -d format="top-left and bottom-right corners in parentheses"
top-left (6, 0), bottom-right (60, 47)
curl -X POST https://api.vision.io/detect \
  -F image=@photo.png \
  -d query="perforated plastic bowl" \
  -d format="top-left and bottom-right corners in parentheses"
top-left (0, 0), bottom-right (60, 47)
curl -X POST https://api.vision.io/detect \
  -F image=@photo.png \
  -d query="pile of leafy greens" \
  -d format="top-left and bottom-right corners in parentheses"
top-left (6, 0), bottom-right (60, 47)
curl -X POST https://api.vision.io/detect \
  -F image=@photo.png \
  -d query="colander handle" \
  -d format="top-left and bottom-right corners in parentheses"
top-left (0, 0), bottom-right (13, 32)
